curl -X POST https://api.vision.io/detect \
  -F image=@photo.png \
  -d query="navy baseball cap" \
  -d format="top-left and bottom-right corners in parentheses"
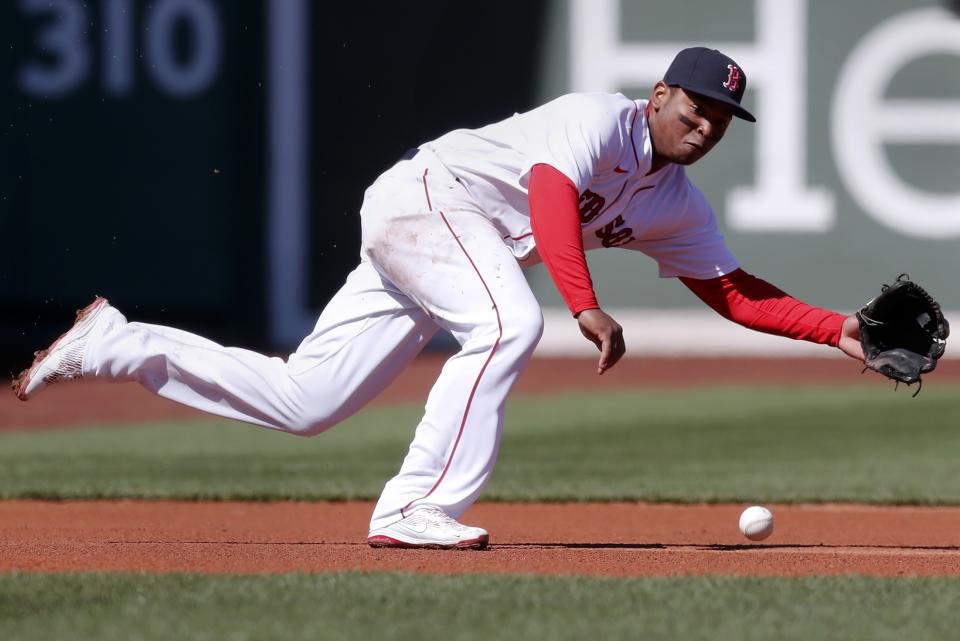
top-left (663, 47), bottom-right (756, 122)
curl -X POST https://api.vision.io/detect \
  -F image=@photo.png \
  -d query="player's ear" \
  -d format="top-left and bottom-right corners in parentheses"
top-left (650, 82), bottom-right (671, 111)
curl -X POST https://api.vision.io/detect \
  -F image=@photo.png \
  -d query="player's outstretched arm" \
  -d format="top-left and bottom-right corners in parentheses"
top-left (680, 269), bottom-right (865, 362)
top-left (576, 308), bottom-right (626, 375)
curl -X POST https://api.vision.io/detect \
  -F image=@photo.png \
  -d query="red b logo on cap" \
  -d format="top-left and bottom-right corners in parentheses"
top-left (723, 64), bottom-right (741, 92)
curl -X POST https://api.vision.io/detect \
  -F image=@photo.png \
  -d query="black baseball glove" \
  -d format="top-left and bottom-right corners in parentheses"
top-left (856, 275), bottom-right (949, 392)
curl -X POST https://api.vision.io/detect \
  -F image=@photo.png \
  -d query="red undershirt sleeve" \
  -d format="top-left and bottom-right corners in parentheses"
top-left (680, 269), bottom-right (846, 346)
top-left (528, 163), bottom-right (600, 316)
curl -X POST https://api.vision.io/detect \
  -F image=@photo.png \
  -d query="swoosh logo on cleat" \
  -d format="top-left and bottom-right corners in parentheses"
top-left (404, 520), bottom-right (429, 534)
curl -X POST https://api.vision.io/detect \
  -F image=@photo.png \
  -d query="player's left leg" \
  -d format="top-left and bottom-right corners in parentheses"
top-left (14, 261), bottom-right (438, 435)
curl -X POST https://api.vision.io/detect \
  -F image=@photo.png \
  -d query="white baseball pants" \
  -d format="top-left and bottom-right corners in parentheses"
top-left (83, 150), bottom-right (544, 530)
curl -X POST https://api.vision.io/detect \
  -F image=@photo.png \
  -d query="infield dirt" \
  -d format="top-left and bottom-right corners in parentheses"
top-left (2, 501), bottom-right (959, 577)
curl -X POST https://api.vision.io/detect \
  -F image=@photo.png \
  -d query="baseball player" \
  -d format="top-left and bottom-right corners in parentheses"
top-left (14, 47), bottom-right (865, 549)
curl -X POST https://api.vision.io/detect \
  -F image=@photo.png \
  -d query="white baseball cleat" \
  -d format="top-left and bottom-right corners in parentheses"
top-left (12, 296), bottom-right (112, 401)
top-left (367, 505), bottom-right (489, 550)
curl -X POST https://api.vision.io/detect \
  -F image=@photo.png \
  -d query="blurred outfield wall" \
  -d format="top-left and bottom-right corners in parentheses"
top-left (2, 0), bottom-right (957, 364)
top-left (531, 0), bottom-right (960, 355)
top-left (0, 0), bottom-right (548, 368)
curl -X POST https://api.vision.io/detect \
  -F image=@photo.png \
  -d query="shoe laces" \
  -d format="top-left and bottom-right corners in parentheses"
top-left (42, 342), bottom-right (85, 385)
top-left (414, 506), bottom-right (472, 532)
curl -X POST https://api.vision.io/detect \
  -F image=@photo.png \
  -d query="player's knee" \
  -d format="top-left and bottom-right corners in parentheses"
top-left (281, 395), bottom-right (344, 436)
top-left (499, 301), bottom-right (544, 352)
top-left (285, 411), bottom-right (337, 437)
top-left (277, 363), bottom-right (351, 436)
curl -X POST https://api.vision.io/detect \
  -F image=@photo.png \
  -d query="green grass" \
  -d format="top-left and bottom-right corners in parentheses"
top-left (2, 386), bottom-right (960, 503)
top-left (1, 572), bottom-right (958, 641)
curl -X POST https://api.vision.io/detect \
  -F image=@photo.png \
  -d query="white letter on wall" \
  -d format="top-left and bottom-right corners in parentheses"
top-left (832, 7), bottom-right (960, 238)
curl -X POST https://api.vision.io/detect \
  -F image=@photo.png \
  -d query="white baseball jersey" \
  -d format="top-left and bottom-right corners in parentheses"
top-left (77, 92), bottom-right (742, 540)
top-left (422, 92), bottom-right (740, 279)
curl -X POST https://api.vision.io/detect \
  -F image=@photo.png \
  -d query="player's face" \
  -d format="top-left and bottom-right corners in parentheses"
top-left (648, 84), bottom-right (734, 166)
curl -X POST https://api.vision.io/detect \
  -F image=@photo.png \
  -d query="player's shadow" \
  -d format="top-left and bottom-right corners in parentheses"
top-left (499, 543), bottom-right (666, 550)
top-left (703, 543), bottom-right (960, 552)
top-left (504, 542), bottom-right (960, 552)
top-left (511, 542), bottom-right (668, 550)
top-left (111, 541), bottom-right (960, 552)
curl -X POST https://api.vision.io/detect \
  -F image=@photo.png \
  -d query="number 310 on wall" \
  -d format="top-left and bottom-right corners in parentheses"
top-left (19, 0), bottom-right (222, 99)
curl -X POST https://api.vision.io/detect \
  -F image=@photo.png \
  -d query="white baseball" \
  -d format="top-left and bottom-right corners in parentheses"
top-left (738, 505), bottom-right (774, 541)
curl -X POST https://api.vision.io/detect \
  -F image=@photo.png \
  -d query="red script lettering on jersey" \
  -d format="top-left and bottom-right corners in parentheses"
top-left (595, 215), bottom-right (635, 248)
top-left (578, 190), bottom-right (606, 224)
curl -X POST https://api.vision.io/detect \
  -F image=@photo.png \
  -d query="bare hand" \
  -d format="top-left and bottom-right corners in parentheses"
top-left (576, 308), bottom-right (625, 374)
top-left (838, 315), bottom-right (865, 361)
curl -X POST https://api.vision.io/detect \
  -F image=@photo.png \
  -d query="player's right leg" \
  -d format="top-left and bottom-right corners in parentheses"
top-left (361, 152), bottom-right (544, 549)
top-left (13, 261), bottom-right (437, 436)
